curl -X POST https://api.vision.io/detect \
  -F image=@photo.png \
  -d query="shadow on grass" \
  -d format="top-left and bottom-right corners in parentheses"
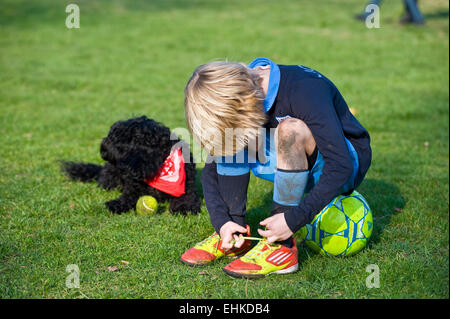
top-left (357, 178), bottom-right (406, 246)
top-left (194, 167), bottom-right (204, 199)
top-left (246, 191), bottom-right (274, 236)
top-left (424, 9), bottom-right (449, 20)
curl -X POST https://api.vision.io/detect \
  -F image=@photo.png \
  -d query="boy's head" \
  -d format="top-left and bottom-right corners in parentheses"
top-left (184, 61), bottom-right (267, 157)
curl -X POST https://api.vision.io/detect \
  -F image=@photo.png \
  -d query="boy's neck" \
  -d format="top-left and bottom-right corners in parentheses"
top-left (254, 66), bottom-right (270, 97)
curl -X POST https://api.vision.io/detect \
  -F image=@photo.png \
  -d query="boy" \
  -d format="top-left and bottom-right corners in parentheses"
top-left (180, 57), bottom-right (371, 278)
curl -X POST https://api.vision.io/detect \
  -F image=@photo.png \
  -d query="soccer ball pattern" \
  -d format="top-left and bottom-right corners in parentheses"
top-left (299, 191), bottom-right (373, 256)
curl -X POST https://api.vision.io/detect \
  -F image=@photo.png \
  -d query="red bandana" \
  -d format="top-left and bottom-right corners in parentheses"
top-left (145, 147), bottom-right (186, 197)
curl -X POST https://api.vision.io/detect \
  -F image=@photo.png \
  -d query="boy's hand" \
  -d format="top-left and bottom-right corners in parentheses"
top-left (219, 221), bottom-right (247, 250)
top-left (258, 213), bottom-right (293, 244)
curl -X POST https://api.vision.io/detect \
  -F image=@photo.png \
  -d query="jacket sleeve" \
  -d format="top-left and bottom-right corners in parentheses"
top-left (201, 156), bottom-right (250, 233)
top-left (284, 78), bottom-right (354, 233)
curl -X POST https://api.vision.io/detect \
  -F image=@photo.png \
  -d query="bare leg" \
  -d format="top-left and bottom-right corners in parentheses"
top-left (275, 118), bottom-right (316, 171)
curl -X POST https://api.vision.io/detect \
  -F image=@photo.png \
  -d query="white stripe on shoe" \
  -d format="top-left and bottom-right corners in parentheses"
top-left (276, 253), bottom-right (293, 265)
top-left (272, 252), bottom-right (289, 264)
top-left (267, 252), bottom-right (284, 262)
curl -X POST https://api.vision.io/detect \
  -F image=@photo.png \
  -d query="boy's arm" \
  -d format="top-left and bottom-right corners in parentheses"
top-left (201, 157), bottom-right (250, 234)
top-left (284, 78), bottom-right (354, 233)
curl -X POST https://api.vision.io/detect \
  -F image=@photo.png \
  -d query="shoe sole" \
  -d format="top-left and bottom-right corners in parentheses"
top-left (180, 258), bottom-right (212, 267)
top-left (223, 264), bottom-right (299, 279)
top-left (180, 246), bottom-right (253, 267)
top-left (180, 251), bottom-right (250, 267)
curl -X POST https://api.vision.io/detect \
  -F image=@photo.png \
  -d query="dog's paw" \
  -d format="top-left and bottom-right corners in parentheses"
top-left (105, 200), bottom-right (127, 214)
top-left (169, 196), bottom-right (201, 215)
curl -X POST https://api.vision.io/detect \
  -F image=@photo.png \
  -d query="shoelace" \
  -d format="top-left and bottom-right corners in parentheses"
top-left (198, 233), bottom-right (265, 254)
top-left (244, 238), bottom-right (279, 261)
top-left (199, 233), bottom-right (219, 247)
top-left (200, 233), bottom-right (229, 255)
top-left (215, 236), bottom-right (264, 254)
top-left (229, 236), bottom-right (281, 262)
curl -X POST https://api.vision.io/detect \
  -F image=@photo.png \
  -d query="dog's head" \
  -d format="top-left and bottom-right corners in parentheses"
top-left (100, 116), bottom-right (176, 180)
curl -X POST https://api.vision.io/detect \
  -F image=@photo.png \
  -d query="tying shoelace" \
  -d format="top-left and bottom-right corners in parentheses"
top-left (227, 236), bottom-right (280, 261)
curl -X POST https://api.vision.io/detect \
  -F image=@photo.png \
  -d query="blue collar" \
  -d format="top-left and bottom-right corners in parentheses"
top-left (248, 57), bottom-right (280, 113)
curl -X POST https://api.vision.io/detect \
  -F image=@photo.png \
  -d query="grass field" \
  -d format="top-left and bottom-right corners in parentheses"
top-left (0, 0), bottom-right (448, 299)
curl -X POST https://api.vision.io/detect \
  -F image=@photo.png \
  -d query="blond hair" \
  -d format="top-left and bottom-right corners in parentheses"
top-left (184, 61), bottom-right (267, 157)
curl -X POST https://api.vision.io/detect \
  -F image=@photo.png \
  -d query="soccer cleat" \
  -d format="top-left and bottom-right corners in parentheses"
top-left (223, 237), bottom-right (298, 278)
top-left (180, 225), bottom-right (252, 266)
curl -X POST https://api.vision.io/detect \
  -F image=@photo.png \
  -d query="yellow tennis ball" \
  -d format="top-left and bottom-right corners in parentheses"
top-left (136, 196), bottom-right (158, 216)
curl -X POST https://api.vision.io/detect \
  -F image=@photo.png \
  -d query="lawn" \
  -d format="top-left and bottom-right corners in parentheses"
top-left (0, 0), bottom-right (448, 299)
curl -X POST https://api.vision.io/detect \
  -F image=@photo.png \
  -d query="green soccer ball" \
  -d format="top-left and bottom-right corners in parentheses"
top-left (299, 191), bottom-right (373, 256)
top-left (136, 196), bottom-right (158, 216)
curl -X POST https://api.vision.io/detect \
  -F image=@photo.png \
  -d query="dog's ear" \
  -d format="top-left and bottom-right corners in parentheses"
top-left (116, 147), bottom-right (162, 181)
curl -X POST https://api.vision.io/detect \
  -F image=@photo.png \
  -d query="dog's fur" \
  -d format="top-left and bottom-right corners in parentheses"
top-left (62, 116), bottom-right (201, 215)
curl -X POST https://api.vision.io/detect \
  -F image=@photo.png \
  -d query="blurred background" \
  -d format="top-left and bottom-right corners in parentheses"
top-left (0, 0), bottom-right (448, 298)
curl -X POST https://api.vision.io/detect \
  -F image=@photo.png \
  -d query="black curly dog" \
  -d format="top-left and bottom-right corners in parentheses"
top-left (62, 116), bottom-right (201, 215)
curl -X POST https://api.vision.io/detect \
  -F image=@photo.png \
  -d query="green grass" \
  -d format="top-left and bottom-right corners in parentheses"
top-left (0, 0), bottom-right (448, 298)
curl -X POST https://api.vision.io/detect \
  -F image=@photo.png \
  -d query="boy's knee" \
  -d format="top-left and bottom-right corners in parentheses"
top-left (276, 118), bottom-right (312, 148)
